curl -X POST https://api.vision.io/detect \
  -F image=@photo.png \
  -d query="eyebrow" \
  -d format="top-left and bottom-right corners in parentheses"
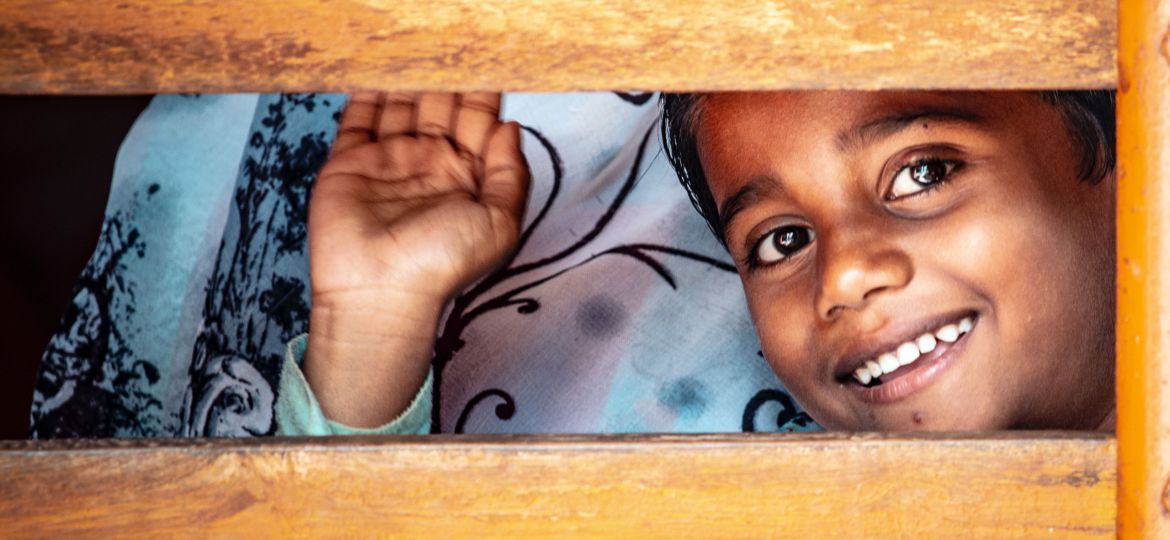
top-left (834, 108), bottom-right (985, 155)
top-left (715, 106), bottom-right (987, 245)
top-left (718, 176), bottom-right (780, 243)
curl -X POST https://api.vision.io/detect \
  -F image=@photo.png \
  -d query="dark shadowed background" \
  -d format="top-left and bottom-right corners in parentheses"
top-left (0, 95), bottom-right (152, 439)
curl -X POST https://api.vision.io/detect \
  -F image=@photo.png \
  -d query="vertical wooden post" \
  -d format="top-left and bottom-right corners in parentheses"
top-left (1117, 0), bottom-right (1170, 538)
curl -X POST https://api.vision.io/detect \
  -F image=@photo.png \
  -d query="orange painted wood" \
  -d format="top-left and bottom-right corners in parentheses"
top-left (1116, 0), bottom-right (1170, 538)
top-left (0, 0), bottom-right (1116, 94)
top-left (0, 434), bottom-right (1114, 538)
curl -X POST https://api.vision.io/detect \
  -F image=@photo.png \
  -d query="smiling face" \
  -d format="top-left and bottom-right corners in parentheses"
top-left (694, 91), bottom-right (1115, 431)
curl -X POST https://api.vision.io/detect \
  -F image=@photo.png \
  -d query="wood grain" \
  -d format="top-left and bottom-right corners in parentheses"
top-left (0, 433), bottom-right (1115, 538)
top-left (1116, 0), bottom-right (1170, 538)
top-left (0, 0), bottom-right (1116, 94)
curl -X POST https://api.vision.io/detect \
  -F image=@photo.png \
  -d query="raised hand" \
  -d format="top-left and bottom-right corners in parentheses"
top-left (303, 93), bottom-right (529, 427)
top-left (311, 92), bottom-right (529, 306)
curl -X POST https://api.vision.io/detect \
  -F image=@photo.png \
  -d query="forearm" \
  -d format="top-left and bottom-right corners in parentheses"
top-left (300, 91), bottom-right (526, 430)
top-left (303, 289), bottom-right (443, 428)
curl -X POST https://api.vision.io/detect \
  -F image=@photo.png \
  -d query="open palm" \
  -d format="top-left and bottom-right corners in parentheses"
top-left (309, 92), bottom-right (530, 308)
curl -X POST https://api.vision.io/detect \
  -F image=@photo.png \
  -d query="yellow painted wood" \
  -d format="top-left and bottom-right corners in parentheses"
top-left (0, 0), bottom-right (1115, 94)
top-left (1116, 0), bottom-right (1170, 538)
top-left (0, 434), bottom-right (1115, 538)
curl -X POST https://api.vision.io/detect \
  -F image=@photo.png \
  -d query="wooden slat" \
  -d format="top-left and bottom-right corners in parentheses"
top-left (0, 434), bottom-right (1114, 538)
top-left (0, 0), bottom-right (1116, 94)
top-left (1117, 0), bottom-right (1170, 538)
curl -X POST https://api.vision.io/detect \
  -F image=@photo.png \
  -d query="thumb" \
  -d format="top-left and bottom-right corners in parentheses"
top-left (480, 121), bottom-right (530, 223)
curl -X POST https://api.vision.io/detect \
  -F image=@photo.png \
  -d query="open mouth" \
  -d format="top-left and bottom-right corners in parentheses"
top-left (840, 314), bottom-right (977, 389)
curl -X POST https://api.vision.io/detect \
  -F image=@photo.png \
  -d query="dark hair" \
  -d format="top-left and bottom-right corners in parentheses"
top-left (660, 91), bottom-right (1116, 244)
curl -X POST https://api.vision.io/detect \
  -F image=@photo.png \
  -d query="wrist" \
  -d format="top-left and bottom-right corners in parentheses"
top-left (303, 289), bottom-right (444, 427)
top-left (308, 288), bottom-right (446, 349)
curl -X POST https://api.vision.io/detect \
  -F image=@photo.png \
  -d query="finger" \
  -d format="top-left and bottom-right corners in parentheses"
top-left (326, 137), bottom-right (468, 189)
top-left (320, 142), bottom-right (464, 200)
top-left (453, 93), bottom-right (502, 157)
top-left (480, 122), bottom-right (530, 222)
top-left (332, 92), bottom-right (381, 155)
top-left (414, 93), bottom-right (458, 138)
top-left (317, 143), bottom-right (387, 181)
top-left (377, 92), bottom-right (415, 139)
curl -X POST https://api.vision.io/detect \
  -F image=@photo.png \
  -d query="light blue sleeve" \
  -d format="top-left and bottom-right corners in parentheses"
top-left (275, 334), bottom-right (433, 435)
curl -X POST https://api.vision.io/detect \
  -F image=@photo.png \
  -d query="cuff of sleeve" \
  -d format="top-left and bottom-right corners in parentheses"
top-left (275, 333), bottom-right (433, 436)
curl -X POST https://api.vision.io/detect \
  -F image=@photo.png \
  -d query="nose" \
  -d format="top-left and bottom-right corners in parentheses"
top-left (814, 230), bottom-right (913, 321)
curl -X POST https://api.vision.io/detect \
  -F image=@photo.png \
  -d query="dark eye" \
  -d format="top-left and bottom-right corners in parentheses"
top-left (888, 158), bottom-right (955, 199)
top-left (754, 226), bottom-right (815, 265)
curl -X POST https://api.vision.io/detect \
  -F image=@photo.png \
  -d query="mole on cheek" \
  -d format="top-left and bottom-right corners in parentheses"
top-left (913, 412), bottom-right (924, 424)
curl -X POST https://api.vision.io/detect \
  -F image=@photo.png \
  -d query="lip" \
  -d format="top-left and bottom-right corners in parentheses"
top-left (833, 309), bottom-right (978, 379)
top-left (845, 314), bottom-right (978, 405)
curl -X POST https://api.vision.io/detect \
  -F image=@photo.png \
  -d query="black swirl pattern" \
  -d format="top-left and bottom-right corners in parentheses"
top-left (434, 118), bottom-right (740, 432)
top-left (614, 92), bottom-right (655, 106)
top-left (454, 389), bottom-right (517, 434)
top-left (741, 389), bottom-right (815, 433)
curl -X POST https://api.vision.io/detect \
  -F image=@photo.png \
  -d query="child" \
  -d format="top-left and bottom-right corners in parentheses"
top-left (276, 90), bottom-right (1116, 434)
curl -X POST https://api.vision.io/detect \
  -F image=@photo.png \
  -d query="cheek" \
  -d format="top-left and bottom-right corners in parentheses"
top-left (742, 279), bottom-right (822, 392)
top-left (930, 201), bottom-right (1052, 331)
top-left (932, 213), bottom-right (1012, 296)
top-left (1002, 201), bottom-right (1113, 348)
top-left (933, 187), bottom-right (1109, 366)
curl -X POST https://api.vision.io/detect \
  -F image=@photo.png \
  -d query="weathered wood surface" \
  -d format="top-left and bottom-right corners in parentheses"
top-left (1117, 0), bottom-right (1170, 538)
top-left (0, 0), bottom-right (1116, 94)
top-left (0, 433), bottom-right (1115, 538)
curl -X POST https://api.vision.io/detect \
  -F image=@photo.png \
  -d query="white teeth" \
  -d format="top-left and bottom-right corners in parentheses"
top-left (916, 333), bottom-right (937, 354)
top-left (851, 316), bottom-right (976, 386)
top-left (879, 353), bottom-right (901, 372)
top-left (895, 343), bottom-right (920, 366)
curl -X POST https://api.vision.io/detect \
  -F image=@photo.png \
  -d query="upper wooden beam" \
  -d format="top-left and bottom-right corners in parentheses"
top-left (0, 433), bottom-right (1115, 538)
top-left (0, 0), bottom-right (1116, 94)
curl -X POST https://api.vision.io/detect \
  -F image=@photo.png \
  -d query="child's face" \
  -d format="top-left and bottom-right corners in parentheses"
top-left (696, 91), bottom-right (1115, 431)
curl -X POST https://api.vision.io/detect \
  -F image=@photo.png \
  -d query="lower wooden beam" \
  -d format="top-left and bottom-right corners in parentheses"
top-left (0, 434), bottom-right (1115, 538)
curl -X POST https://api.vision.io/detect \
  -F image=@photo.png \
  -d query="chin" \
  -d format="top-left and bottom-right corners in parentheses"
top-left (882, 408), bottom-right (1009, 432)
top-left (813, 403), bottom-right (1011, 432)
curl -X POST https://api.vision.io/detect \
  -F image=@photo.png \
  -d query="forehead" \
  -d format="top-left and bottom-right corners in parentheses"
top-left (694, 91), bottom-right (1043, 201)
